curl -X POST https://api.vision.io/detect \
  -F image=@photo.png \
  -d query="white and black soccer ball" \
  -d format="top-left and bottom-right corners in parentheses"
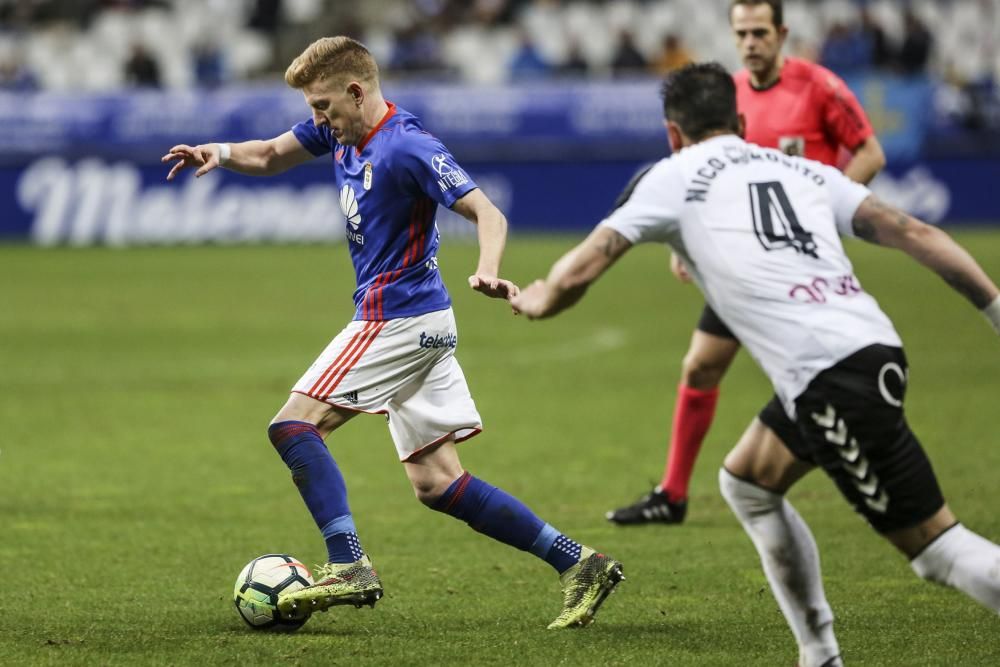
top-left (233, 554), bottom-right (313, 631)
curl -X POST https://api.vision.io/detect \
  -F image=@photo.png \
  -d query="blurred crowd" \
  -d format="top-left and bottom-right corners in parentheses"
top-left (0, 0), bottom-right (996, 116)
top-left (816, 7), bottom-right (931, 75)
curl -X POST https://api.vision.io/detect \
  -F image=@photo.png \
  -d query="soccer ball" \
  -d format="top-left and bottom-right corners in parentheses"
top-left (233, 554), bottom-right (313, 631)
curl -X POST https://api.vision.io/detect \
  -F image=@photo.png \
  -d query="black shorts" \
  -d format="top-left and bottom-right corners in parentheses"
top-left (757, 395), bottom-right (806, 457)
top-left (766, 345), bottom-right (945, 533)
top-left (696, 304), bottom-right (736, 339)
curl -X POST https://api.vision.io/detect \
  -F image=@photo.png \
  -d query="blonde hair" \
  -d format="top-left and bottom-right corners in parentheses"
top-left (284, 36), bottom-right (379, 89)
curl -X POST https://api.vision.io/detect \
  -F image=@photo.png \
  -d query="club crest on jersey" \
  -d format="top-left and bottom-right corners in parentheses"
top-left (778, 136), bottom-right (805, 157)
top-left (339, 184), bottom-right (365, 245)
top-left (363, 162), bottom-right (373, 190)
top-left (431, 153), bottom-right (468, 192)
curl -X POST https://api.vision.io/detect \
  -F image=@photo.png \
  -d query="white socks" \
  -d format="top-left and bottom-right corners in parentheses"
top-left (719, 468), bottom-right (841, 667)
top-left (911, 523), bottom-right (1000, 612)
top-left (719, 467), bottom-right (1000, 666)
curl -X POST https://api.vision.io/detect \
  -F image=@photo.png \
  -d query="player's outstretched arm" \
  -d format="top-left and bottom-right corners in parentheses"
top-left (161, 131), bottom-right (315, 180)
top-left (511, 226), bottom-right (632, 320)
top-left (451, 189), bottom-right (519, 300)
top-left (852, 195), bottom-right (1000, 332)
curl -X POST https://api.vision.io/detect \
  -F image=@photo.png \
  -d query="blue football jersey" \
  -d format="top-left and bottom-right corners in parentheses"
top-left (292, 102), bottom-right (478, 320)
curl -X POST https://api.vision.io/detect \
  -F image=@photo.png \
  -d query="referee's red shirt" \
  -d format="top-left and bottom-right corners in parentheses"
top-left (734, 57), bottom-right (873, 167)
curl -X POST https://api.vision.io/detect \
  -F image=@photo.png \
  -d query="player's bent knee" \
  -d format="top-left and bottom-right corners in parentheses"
top-left (910, 555), bottom-right (946, 585)
top-left (909, 523), bottom-right (963, 585)
top-left (271, 398), bottom-right (315, 426)
top-left (680, 333), bottom-right (739, 388)
top-left (681, 353), bottom-right (727, 389)
top-left (719, 467), bottom-right (783, 519)
top-left (413, 487), bottom-right (438, 506)
top-left (411, 476), bottom-right (452, 506)
top-left (681, 350), bottom-right (729, 391)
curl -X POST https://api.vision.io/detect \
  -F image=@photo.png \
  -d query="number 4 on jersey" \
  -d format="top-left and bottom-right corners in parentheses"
top-left (748, 181), bottom-right (819, 258)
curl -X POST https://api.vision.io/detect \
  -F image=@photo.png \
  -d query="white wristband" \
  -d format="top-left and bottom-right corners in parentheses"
top-left (983, 295), bottom-right (1000, 335)
top-left (215, 143), bottom-right (231, 166)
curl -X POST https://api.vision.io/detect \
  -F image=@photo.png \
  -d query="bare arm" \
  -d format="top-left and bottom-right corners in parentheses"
top-left (161, 131), bottom-right (315, 180)
top-left (451, 188), bottom-right (519, 299)
top-left (851, 195), bottom-right (1000, 314)
top-left (510, 226), bottom-right (632, 319)
top-left (842, 136), bottom-right (886, 185)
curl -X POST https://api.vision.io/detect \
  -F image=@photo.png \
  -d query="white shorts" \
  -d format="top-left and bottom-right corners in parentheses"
top-left (291, 308), bottom-right (482, 461)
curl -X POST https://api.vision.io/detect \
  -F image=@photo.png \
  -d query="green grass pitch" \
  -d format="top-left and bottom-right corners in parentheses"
top-left (2, 231), bottom-right (999, 666)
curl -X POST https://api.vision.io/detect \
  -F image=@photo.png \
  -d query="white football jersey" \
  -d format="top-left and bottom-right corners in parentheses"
top-left (600, 135), bottom-right (902, 416)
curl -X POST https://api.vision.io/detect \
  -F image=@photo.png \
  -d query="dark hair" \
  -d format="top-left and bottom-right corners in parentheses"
top-left (660, 62), bottom-right (740, 141)
top-left (729, 0), bottom-right (783, 27)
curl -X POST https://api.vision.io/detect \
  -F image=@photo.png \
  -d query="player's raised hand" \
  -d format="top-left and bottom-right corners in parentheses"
top-left (161, 144), bottom-right (221, 181)
top-left (468, 273), bottom-right (520, 300)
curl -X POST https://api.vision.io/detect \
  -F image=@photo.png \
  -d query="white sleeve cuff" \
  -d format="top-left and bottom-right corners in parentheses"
top-left (982, 295), bottom-right (1000, 334)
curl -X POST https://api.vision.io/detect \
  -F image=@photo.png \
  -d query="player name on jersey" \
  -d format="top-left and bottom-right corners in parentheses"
top-left (685, 146), bottom-right (827, 203)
